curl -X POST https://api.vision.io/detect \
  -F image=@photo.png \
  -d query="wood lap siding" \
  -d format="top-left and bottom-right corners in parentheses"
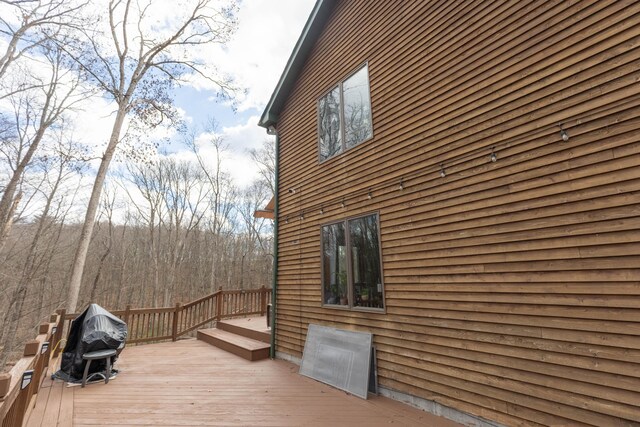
top-left (274, 1), bottom-right (640, 426)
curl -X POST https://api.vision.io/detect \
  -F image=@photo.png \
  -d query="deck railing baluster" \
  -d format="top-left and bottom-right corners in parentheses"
top-left (56, 286), bottom-right (270, 345)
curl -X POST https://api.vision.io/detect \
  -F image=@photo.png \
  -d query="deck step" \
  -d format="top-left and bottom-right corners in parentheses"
top-left (218, 319), bottom-right (270, 343)
top-left (197, 329), bottom-right (270, 361)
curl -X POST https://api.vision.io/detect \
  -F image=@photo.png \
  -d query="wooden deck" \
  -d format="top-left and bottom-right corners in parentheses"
top-left (25, 339), bottom-right (462, 426)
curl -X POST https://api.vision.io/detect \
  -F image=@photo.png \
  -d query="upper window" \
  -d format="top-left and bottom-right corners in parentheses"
top-left (318, 64), bottom-right (373, 162)
top-left (322, 213), bottom-right (384, 310)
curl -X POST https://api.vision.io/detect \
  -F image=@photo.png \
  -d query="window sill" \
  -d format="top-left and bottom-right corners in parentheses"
top-left (321, 304), bottom-right (385, 314)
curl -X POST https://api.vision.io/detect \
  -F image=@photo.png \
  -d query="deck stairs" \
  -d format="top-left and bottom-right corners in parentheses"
top-left (197, 316), bottom-right (271, 361)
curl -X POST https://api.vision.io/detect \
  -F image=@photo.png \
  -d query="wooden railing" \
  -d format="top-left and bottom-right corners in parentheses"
top-left (0, 312), bottom-right (65, 427)
top-left (63, 286), bottom-right (272, 345)
top-left (0, 286), bottom-right (271, 426)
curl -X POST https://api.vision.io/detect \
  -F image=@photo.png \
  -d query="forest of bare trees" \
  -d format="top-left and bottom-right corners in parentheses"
top-left (0, 0), bottom-right (274, 371)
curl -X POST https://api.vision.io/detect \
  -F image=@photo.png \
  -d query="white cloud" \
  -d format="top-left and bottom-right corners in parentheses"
top-left (221, 115), bottom-right (273, 187)
top-left (72, 97), bottom-right (117, 149)
top-left (188, 0), bottom-right (316, 112)
top-left (186, 115), bottom-right (272, 188)
top-left (221, 115), bottom-right (268, 152)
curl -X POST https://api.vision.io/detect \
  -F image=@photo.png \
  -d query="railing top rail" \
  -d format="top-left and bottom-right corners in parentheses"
top-left (65, 287), bottom-right (270, 319)
top-left (61, 286), bottom-right (271, 345)
top-left (223, 288), bottom-right (269, 295)
top-left (124, 307), bottom-right (176, 315)
top-left (182, 291), bottom-right (220, 309)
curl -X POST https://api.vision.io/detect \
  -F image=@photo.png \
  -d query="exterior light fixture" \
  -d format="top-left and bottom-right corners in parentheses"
top-left (399, 178), bottom-right (404, 190)
top-left (300, 211), bottom-right (304, 220)
top-left (341, 199), bottom-right (346, 208)
top-left (320, 207), bottom-right (324, 215)
top-left (368, 189), bottom-right (372, 200)
top-left (490, 147), bottom-right (498, 163)
top-left (558, 124), bottom-right (570, 142)
top-left (440, 164), bottom-right (446, 178)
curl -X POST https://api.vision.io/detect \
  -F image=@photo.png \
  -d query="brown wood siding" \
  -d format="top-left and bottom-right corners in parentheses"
top-left (273, 1), bottom-right (640, 426)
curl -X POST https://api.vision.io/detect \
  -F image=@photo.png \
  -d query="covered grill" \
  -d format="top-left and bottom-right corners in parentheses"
top-left (54, 304), bottom-right (127, 383)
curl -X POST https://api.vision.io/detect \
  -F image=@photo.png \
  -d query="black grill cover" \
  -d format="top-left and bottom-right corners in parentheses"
top-left (56, 304), bottom-right (127, 381)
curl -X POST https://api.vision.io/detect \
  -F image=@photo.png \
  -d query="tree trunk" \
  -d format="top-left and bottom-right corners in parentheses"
top-left (0, 192), bottom-right (22, 254)
top-left (0, 176), bottom-right (58, 369)
top-left (0, 285), bottom-right (27, 370)
top-left (0, 106), bottom-right (51, 250)
top-left (89, 244), bottom-right (111, 303)
top-left (66, 107), bottom-right (127, 313)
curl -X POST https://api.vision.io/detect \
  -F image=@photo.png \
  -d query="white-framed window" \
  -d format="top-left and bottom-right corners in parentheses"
top-left (321, 213), bottom-right (384, 310)
top-left (318, 64), bottom-right (373, 162)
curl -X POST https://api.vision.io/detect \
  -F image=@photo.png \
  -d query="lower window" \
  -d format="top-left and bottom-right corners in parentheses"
top-left (321, 213), bottom-right (384, 310)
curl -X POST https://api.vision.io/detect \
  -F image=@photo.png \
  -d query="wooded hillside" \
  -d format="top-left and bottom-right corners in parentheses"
top-left (0, 180), bottom-right (273, 370)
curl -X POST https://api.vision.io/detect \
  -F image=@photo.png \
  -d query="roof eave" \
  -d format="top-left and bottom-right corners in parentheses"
top-left (259, 0), bottom-right (336, 129)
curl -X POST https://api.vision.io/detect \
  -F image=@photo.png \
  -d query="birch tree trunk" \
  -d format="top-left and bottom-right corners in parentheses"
top-left (66, 108), bottom-right (126, 312)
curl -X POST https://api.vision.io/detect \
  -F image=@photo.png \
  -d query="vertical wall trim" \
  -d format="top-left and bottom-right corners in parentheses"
top-left (270, 132), bottom-right (280, 359)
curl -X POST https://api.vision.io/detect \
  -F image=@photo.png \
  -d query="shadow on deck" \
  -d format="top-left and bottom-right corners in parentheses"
top-left (25, 337), bottom-right (462, 426)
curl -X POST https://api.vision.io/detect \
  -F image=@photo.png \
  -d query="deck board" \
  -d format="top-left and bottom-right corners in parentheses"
top-left (24, 376), bottom-right (52, 427)
top-left (39, 379), bottom-right (63, 427)
top-left (25, 338), bottom-right (462, 426)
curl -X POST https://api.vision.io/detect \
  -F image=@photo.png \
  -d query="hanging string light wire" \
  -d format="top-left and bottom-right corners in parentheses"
top-left (278, 119), bottom-right (583, 222)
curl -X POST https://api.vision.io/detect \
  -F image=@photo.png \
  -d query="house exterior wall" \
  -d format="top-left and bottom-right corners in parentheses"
top-left (273, 1), bottom-right (640, 425)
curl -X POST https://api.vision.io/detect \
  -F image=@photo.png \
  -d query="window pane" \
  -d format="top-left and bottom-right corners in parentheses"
top-left (318, 86), bottom-right (342, 161)
top-left (322, 222), bottom-right (348, 306)
top-left (343, 66), bottom-right (373, 149)
top-left (349, 215), bottom-right (383, 309)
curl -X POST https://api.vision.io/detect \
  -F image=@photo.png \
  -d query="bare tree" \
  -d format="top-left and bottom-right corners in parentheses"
top-left (0, 0), bottom-right (87, 82)
top-left (248, 138), bottom-right (275, 196)
top-left (158, 158), bottom-right (210, 303)
top-left (86, 184), bottom-right (117, 305)
top-left (236, 180), bottom-right (271, 288)
top-left (0, 44), bottom-right (84, 251)
top-left (63, 0), bottom-right (238, 312)
top-left (121, 161), bottom-right (166, 306)
top-left (186, 121), bottom-right (237, 292)
top-left (0, 134), bottom-right (87, 370)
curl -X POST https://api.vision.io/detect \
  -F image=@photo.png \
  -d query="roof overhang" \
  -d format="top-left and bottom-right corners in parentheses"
top-left (258, 0), bottom-right (337, 129)
top-left (254, 196), bottom-right (275, 219)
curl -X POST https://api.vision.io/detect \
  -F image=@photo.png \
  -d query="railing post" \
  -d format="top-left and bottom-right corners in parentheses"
top-left (215, 286), bottom-right (223, 321)
top-left (0, 373), bottom-right (10, 399)
top-left (172, 303), bottom-right (181, 341)
top-left (124, 305), bottom-right (131, 325)
top-left (123, 304), bottom-right (131, 337)
top-left (12, 370), bottom-right (33, 427)
top-left (55, 309), bottom-right (66, 356)
top-left (260, 285), bottom-right (267, 316)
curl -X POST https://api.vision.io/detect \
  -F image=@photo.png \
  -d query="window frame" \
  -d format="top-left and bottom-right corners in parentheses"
top-left (317, 62), bottom-right (374, 163)
top-left (320, 212), bottom-right (385, 313)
